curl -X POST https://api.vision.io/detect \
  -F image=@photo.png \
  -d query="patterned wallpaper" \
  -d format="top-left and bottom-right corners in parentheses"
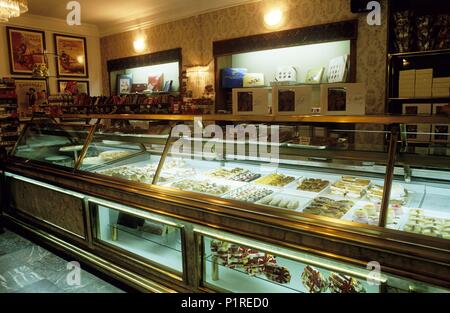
top-left (100, 0), bottom-right (388, 114)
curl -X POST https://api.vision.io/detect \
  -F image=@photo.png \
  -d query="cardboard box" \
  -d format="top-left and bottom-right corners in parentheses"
top-left (402, 103), bottom-right (431, 115)
top-left (320, 83), bottom-right (366, 115)
top-left (272, 85), bottom-right (320, 115)
top-left (399, 70), bottom-right (416, 98)
top-left (433, 103), bottom-right (449, 115)
top-left (232, 88), bottom-right (272, 115)
top-left (404, 124), bottom-right (431, 142)
top-left (432, 124), bottom-right (450, 142)
top-left (243, 73), bottom-right (265, 88)
top-left (221, 68), bottom-right (247, 89)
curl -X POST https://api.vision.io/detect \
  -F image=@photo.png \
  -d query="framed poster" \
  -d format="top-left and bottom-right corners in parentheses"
top-left (116, 74), bottom-right (133, 95)
top-left (54, 34), bottom-right (88, 78)
top-left (15, 79), bottom-right (48, 115)
top-left (58, 80), bottom-right (90, 95)
top-left (6, 27), bottom-right (46, 75)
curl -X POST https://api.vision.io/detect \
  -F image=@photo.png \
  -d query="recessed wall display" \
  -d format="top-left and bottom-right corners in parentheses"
top-left (6, 27), bottom-right (46, 75)
top-left (232, 88), bottom-right (272, 115)
top-left (320, 83), bottom-right (366, 115)
top-left (54, 34), bottom-right (88, 78)
top-left (58, 80), bottom-right (90, 95)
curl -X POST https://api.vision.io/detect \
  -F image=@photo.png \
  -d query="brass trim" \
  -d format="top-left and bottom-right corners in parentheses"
top-left (58, 114), bottom-right (450, 125)
top-left (379, 128), bottom-right (399, 227)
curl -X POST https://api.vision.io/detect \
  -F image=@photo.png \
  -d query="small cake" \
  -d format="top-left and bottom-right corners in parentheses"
top-left (301, 266), bottom-right (329, 293)
top-left (264, 264), bottom-right (291, 284)
top-left (328, 273), bottom-right (366, 293)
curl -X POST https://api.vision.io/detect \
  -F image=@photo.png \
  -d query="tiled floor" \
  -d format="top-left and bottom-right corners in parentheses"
top-left (0, 229), bottom-right (124, 293)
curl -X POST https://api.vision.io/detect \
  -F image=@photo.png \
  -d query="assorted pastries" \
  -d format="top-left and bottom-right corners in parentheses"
top-left (367, 183), bottom-right (407, 205)
top-left (330, 176), bottom-right (371, 199)
top-left (403, 209), bottom-right (450, 239)
top-left (171, 179), bottom-right (230, 196)
top-left (98, 150), bottom-right (134, 162)
top-left (352, 203), bottom-right (403, 226)
top-left (208, 167), bottom-right (261, 182)
top-left (298, 178), bottom-right (330, 193)
top-left (303, 197), bottom-right (354, 219)
top-left (258, 195), bottom-right (299, 210)
top-left (301, 266), bottom-right (329, 293)
top-left (210, 240), bottom-right (291, 283)
top-left (328, 272), bottom-right (366, 293)
top-left (254, 173), bottom-right (295, 187)
top-left (98, 165), bottom-right (172, 184)
top-left (227, 187), bottom-right (274, 203)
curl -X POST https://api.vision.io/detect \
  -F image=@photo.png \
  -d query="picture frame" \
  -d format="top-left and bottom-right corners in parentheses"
top-left (116, 74), bottom-right (133, 95)
top-left (15, 78), bottom-right (48, 115)
top-left (272, 85), bottom-right (317, 115)
top-left (58, 80), bottom-right (90, 95)
top-left (54, 34), bottom-right (88, 78)
top-left (232, 87), bottom-right (272, 115)
top-left (6, 27), bottom-right (46, 75)
top-left (163, 80), bottom-right (173, 92)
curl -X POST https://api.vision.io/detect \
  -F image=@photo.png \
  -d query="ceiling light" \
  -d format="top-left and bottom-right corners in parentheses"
top-left (264, 8), bottom-right (283, 28)
top-left (133, 38), bottom-right (146, 53)
top-left (0, 0), bottom-right (28, 22)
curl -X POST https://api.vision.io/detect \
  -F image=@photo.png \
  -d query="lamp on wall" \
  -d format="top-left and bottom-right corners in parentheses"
top-left (133, 37), bottom-right (146, 53)
top-left (0, 0), bottom-right (28, 22)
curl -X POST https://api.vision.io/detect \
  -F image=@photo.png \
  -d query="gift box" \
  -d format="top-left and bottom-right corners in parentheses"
top-left (221, 68), bottom-right (247, 89)
top-left (232, 87), bottom-right (272, 115)
top-left (320, 83), bottom-right (366, 115)
top-left (272, 85), bottom-right (320, 115)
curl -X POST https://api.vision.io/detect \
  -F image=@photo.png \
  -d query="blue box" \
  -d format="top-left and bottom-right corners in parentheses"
top-left (221, 68), bottom-right (248, 89)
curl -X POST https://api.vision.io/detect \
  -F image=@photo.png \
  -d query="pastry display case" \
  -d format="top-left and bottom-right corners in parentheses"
top-left (2, 114), bottom-right (450, 292)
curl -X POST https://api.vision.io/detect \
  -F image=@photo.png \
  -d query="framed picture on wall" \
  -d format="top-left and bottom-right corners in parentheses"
top-left (6, 27), bottom-right (46, 75)
top-left (54, 34), bottom-right (88, 78)
top-left (15, 78), bottom-right (48, 115)
top-left (58, 80), bottom-right (90, 95)
top-left (116, 74), bottom-right (133, 95)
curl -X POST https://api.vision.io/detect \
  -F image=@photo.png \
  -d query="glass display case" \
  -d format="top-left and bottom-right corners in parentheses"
top-left (13, 118), bottom-right (93, 169)
top-left (6, 115), bottom-right (450, 292)
top-left (195, 227), bottom-right (447, 293)
top-left (91, 198), bottom-right (184, 275)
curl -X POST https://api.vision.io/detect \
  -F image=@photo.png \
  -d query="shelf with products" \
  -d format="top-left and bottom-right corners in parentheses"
top-left (3, 114), bottom-right (450, 291)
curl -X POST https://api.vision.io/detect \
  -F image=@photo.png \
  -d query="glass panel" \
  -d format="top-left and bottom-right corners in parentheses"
top-left (157, 122), bottom-right (390, 226)
top-left (387, 125), bottom-right (450, 239)
top-left (95, 203), bottom-right (183, 274)
top-left (200, 230), bottom-right (448, 293)
top-left (13, 119), bottom-right (91, 169)
top-left (80, 119), bottom-right (172, 184)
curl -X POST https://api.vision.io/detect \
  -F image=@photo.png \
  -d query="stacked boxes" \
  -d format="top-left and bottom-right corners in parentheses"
top-left (432, 104), bottom-right (450, 144)
top-left (432, 77), bottom-right (450, 97)
top-left (414, 69), bottom-right (433, 97)
top-left (399, 70), bottom-right (416, 98)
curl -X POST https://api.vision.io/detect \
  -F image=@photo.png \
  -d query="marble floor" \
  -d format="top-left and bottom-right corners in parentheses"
top-left (0, 229), bottom-right (124, 293)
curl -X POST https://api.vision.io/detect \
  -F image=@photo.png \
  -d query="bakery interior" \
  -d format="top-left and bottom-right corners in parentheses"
top-left (0, 0), bottom-right (449, 294)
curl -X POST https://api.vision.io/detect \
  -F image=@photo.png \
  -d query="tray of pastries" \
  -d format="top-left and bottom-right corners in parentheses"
top-left (207, 167), bottom-right (261, 182)
top-left (170, 179), bottom-right (231, 196)
top-left (254, 173), bottom-right (296, 187)
top-left (257, 193), bottom-right (302, 211)
top-left (302, 197), bottom-right (354, 219)
top-left (297, 178), bottom-right (330, 193)
top-left (98, 164), bottom-right (174, 184)
top-left (226, 186), bottom-right (274, 203)
top-left (366, 183), bottom-right (407, 206)
top-left (329, 176), bottom-right (371, 199)
top-left (98, 150), bottom-right (134, 162)
top-left (403, 209), bottom-right (450, 239)
top-left (349, 203), bottom-right (403, 228)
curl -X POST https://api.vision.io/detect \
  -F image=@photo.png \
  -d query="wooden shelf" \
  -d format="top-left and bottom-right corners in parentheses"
top-left (388, 97), bottom-right (450, 103)
top-left (389, 49), bottom-right (450, 58)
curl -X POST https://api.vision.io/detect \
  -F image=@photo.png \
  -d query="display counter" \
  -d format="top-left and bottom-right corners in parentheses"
top-left (1, 114), bottom-right (449, 293)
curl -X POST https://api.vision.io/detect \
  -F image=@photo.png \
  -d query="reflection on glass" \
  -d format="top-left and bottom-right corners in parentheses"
top-left (388, 126), bottom-right (450, 239)
top-left (13, 121), bottom-right (91, 169)
top-left (96, 205), bottom-right (183, 273)
top-left (202, 234), bottom-right (448, 293)
top-left (80, 120), bottom-right (170, 184)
